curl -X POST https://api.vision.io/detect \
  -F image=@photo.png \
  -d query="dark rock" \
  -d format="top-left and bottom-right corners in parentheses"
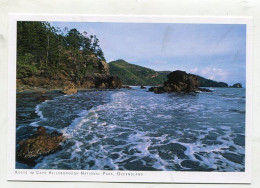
top-left (140, 85), bottom-right (146, 89)
top-left (149, 71), bottom-right (200, 94)
top-left (91, 74), bottom-right (122, 89)
top-left (148, 87), bottom-right (155, 92)
top-left (16, 126), bottom-right (65, 165)
top-left (153, 87), bottom-right (165, 94)
top-left (231, 83), bottom-right (242, 88)
top-left (198, 88), bottom-right (212, 92)
top-left (35, 95), bottom-right (53, 103)
top-left (163, 70), bottom-right (199, 92)
top-left (122, 85), bottom-right (131, 89)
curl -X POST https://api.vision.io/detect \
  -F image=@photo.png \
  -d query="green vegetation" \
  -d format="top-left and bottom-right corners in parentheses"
top-left (109, 59), bottom-right (228, 87)
top-left (109, 60), bottom-right (168, 86)
top-left (17, 21), bottom-right (106, 82)
top-left (196, 76), bottom-right (228, 87)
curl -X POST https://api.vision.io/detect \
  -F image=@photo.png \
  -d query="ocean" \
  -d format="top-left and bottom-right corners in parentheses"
top-left (16, 87), bottom-right (245, 171)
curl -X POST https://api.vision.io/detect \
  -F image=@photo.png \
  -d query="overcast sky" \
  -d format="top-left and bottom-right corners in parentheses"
top-left (50, 22), bottom-right (246, 86)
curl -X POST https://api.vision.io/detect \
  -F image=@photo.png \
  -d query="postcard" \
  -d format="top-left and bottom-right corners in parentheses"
top-left (8, 14), bottom-right (252, 183)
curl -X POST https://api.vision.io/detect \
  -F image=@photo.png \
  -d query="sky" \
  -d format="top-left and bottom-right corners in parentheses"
top-left (50, 21), bottom-right (246, 86)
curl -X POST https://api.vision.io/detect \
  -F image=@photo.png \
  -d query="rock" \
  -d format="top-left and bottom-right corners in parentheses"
top-left (140, 85), bottom-right (146, 89)
top-left (35, 95), bottom-right (53, 103)
top-left (17, 126), bottom-right (65, 165)
top-left (122, 85), bottom-right (131, 89)
top-left (94, 75), bottom-right (122, 89)
top-left (163, 70), bottom-right (199, 93)
top-left (149, 71), bottom-right (204, 94)
top-left (153, 87), bottom-right (165, 94)
top-left (62, 82), bottom-right (77, 95)
top-left (231, 83), bottom-right (242, 88)
top-left (98, 60), bottom-right (110, 74)
top-left (198, 88), bottom-right (212, 92)
top-left (107, 76), bottom-right (122, 89)
top-left (149, 87), bottom-right (155, 92)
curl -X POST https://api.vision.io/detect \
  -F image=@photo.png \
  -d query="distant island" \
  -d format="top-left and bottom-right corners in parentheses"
top-left (109, 59), bottom-right (229, 87)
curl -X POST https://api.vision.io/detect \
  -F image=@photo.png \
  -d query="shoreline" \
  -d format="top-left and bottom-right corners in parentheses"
top-left (16, 85), bottom-right (132, 94)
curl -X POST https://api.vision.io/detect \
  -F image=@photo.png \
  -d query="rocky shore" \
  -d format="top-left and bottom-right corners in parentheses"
top-left (17, 74), bottom-right (122, 95)
top-left (17, 126), bottom-right (65, 166)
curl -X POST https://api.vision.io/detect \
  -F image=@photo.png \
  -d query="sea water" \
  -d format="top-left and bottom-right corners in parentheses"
top-left (16, 87), bottom-right (245, 171)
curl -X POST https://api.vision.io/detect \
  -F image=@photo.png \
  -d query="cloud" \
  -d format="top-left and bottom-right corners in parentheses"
top-left (190, 67), bottom-right (229, 81)
top-left (108, 59), bottom-right (115, 62)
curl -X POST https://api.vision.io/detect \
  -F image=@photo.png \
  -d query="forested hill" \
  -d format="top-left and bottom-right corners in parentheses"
top-left (109, 59), bottom-right (228, 87)
top-left (17, 21), bottom-right (121, 90)
top-left (109, 60), bottom-right (168, 86)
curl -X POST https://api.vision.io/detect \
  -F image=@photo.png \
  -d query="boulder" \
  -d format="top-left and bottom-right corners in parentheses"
top-left (149, 87), bottom-right (155, 92)
top-left (62, 82), bottom-right (77, 95)
top-left (16, 126), bottom-right (65, 165)
top-left (94, 75), bottom-right (122, 89)
top-left (35, 95), bottom-right (53, 103)
top-left (140, 85), bottom-right (146, 89)
top-left (198, 88), bottom-right (212, 92)
top-left (163, 70), bottom-right (199, 92)
top-left (150, 70), bottom-right (200, 94)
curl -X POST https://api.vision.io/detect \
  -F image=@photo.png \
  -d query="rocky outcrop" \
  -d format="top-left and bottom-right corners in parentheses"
top-left (62, 82), bottom-right (77, 95)
top-left (122, 85), bottom-right (131, 89)
top-left (81, 74), bottom-right (122, 89)
top-left (99, 60), bottom-right (110, 74)
top-left (163, 71), bottom-right (199, 92)
top-left (16, 52), bottom-right (122, 92)
top-left (17, 126), bottom-right (65, 165)
top-left (94, 74), bottom-right (122, 89)
top-left (197, 88), bottom-right (213, 92)
top-left (231, 83), bottom-right (242, 88)
top-left (149, 71), bottom-right (213, 94)
top-left (150, 71), bottom-right (200, 94)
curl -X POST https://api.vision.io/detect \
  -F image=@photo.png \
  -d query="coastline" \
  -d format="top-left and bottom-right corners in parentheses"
top-left (16, 85), bottom-right (131, 94)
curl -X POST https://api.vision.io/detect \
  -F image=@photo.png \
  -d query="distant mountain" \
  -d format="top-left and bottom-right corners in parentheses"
top-left (109, 59), bottom-right (228, 87)
top-left (196, 75), bottom-right (228, 87)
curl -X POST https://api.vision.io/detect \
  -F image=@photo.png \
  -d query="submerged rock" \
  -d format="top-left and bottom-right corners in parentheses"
top-left (35, 95), bottom-right (53, 102)
top-left (17, 126), bottom-right (65, 165)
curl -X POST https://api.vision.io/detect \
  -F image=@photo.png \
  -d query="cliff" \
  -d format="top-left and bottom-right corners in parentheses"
top-left (16, 21), bottom-right (122, 92)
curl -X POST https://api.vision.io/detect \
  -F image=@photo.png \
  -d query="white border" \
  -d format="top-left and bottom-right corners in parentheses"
top-left (8, 14), bottom-right (253, 183)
